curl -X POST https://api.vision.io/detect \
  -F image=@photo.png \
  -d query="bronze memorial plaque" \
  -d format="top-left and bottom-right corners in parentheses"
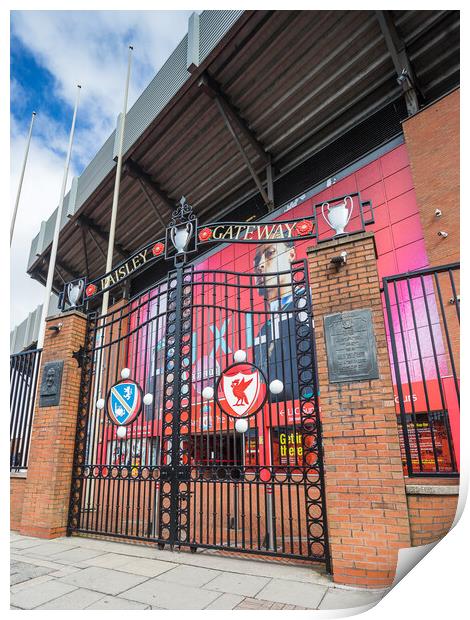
top-left (324, 309), bottom-right (379, 383)
top-left (39, 361), bottom-right (64, 407)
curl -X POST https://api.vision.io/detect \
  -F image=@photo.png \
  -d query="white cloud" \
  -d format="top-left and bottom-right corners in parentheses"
top-left (11, 11), bottom-right (193, 155)
top-left (10, 10), bottom-right (194, 332)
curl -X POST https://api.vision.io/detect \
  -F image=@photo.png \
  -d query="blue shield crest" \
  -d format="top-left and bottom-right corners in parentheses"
top-left (107, 380), bottom-right (142, 426)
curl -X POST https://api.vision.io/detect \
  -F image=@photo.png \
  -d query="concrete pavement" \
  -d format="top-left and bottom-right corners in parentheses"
top-left (10, 532), bottom-right (388, 610)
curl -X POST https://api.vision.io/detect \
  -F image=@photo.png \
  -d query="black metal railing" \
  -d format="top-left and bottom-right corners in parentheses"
top-left (383, 263), bottom-right (460, 477)
top-left (10, 348), bottom-right (42, 471)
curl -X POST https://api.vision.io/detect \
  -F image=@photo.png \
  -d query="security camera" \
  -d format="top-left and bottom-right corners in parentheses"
top-left (435, 209), bottom-right (442, 218)
top-left (437, 231), bottom-right (448, 238)
top-left (396, 68), bottom-right (411, 87)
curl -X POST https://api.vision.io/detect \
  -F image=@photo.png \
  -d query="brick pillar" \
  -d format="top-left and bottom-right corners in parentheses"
top-left (403, 89), bottom-right (460, 267)
top-left (307, 232), bottom-right (411, 588)
top-left (20, 310), bottom-right (87, 538)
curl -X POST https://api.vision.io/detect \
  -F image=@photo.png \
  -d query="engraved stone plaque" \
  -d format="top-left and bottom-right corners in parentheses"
top-left (39, 361), bottom-right (64, 407)
top-left (324, 309), bottom-right (379, 383)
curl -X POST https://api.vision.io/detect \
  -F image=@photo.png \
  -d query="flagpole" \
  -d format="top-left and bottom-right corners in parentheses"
top-left (10, 111), bottom-right (36, 246)
top-left (37, 85), bottom-right (81, 349)
top-left (101, 45), bottom-right (133, 320)
top-left (86, 47), bottom-right (133, 510)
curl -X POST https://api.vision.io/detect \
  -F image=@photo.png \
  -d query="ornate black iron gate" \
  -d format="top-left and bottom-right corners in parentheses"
top-left (68, 259), bottom-right (329, 567)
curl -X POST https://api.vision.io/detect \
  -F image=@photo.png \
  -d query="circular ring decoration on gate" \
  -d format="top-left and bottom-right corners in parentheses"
top-left (106, 379), bottom-right (143, 426)
top-left (215, 362), bottom-right (267, 419)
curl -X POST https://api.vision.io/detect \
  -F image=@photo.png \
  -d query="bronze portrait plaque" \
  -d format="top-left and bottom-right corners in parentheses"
top-left (324, 309), bottom-right (379, 383)
top-left (39, 361), bottom-right (64, 407)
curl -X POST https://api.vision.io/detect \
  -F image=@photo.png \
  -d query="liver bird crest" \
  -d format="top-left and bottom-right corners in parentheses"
top-left (231, 377), bottom-right (253, 406)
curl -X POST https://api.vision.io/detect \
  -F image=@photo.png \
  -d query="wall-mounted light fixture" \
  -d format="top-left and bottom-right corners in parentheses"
top-left (330, 251), bottom-right (348, 270)
top-left (435, 209), bottom-right (442, 218)
top-left (48, 322), bottom-right (63, 333)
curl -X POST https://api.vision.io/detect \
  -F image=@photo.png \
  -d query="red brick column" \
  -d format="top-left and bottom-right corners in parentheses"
top-left (403, 89), bottom-right (460, 267)
top-left (20, 311), bottom-right (87, 538)
top-left (403, 90), bottom-right (460, 379)
top-left (307, 232), bottom-right (411, 588)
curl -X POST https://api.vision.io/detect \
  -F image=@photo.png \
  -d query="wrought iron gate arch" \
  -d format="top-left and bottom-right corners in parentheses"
top-left (68, 259), bottom-right (330, 568)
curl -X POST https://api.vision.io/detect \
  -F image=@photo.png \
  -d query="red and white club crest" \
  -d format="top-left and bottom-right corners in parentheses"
top-left (217, 362), bottom-right (267, 418)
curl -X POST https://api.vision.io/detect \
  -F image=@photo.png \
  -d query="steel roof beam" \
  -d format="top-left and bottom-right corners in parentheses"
top-left (137, 178), bottom-right (167, 228)
top-left (198, 74), bottom-right (274, 211)
top-left (124, 159), bottom-right (173, 215)
top-left (376, 10), bottom-right (420, 115)
top-left (87, 227), bottom-right (107, 261)
top-left (77, 215), bottom-right (130, 260)
top-left (198, 73), bottom-right (271, 164)
top-left (42, 253), bottom-right (80, 281)
top-left (81, 225), bottom-right (90, 277)
top-left (54, 264), bottom-right (66, 285)
top-left (57, 258), bottom-right (79, 280)
top-left (215, 95), bottom-right (274, 211)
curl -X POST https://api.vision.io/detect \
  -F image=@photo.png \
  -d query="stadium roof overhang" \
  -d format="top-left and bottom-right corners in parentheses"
top-left (27, 9), bottom-right (460, 294)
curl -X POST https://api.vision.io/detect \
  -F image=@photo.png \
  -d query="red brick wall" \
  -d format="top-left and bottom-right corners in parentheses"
top-left (403, 89), bottom-right (460, 267)
top-left (403, 90), bottom-right (460, 457)
top-left (407, 491), bottom-right (458, 546)
top-left (19, 311), bottom-right (87, 539)
top-left (10, 476), bottom-right (26, 531)
top-left (307, 232), bottom-right (411, 588)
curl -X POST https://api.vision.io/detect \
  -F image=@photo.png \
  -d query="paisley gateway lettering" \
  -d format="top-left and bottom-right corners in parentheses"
top-left (100, 249), bottom-right (150, 290)
top-left (210, 221), bottom-right (298, 241)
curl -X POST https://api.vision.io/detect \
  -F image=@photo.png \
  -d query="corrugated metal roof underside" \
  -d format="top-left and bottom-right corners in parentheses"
top-left (28, 9), bottom-right (459, 292)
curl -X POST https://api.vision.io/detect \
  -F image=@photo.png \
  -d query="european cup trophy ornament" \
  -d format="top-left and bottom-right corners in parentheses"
top-left (170, 220), bottom-right (193, 254)
top-left (66, 279), bottom-right (85, 307)
top-left (321, 195), bottom-right (354, 236)
top-left (168, 196), bottom-right (197, 259)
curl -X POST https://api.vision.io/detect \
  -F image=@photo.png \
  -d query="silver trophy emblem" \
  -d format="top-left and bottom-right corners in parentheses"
top-left (321, 195), bottom-right (354, 236)
top-left (170, 220), bottom-right (193, 254)
top-left (67, 279), bottom-right (85, 307)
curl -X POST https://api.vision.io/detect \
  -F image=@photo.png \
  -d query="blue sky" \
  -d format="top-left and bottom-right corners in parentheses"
top-left (10, 10), bottom-right (194, 328)
top-left (11, 37), bottom-right (81, 165)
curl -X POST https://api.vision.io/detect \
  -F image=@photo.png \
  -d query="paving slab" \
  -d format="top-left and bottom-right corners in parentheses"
top-left (10, 575), bottom-right (55, 593)
top-left (120, 578), bottom-right (221, 609)
top-left (17, 542), bottom-right (78, 557)
top-left (83, 552), bottom-right (136, 570)
top-left (318, 587), bottom-right (385, 610)
top-left (80, 540), bottom-right (160, 558)
top-left (205, 572), bottom-right (270, 597)
top-left (234, 597), bottom-right (277, 610)
top-left (49, 566), bottom-right (83, 578)
top-left (113, 556), bottom-right (179, 577)
top-left (10, 580), bottom-right (77, 610)
top-left (58, 565), bottom-right (148, 595)
top-left (35, 588), bottom-right (105, 610)
top-left (158, 551), bottom-right (330, 585)
top-left (10, 560), bottom-right (53, 585)
top-left (10, 554), bottom-right (66, 571)
top-left (11, 534), bottom-right (384, 612)
top-left (255, 577), bottom-right (328, 608)
top-left (46, 547), bottom-right (106, 564)
top-left (204, 593), bottom-right (244, 610)
top-left (10, 539), bottom-right (47, 550)
top-left (86, 597), bottom-right (151, 610)
top-left (157, 564), bottom-right (221, 587)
